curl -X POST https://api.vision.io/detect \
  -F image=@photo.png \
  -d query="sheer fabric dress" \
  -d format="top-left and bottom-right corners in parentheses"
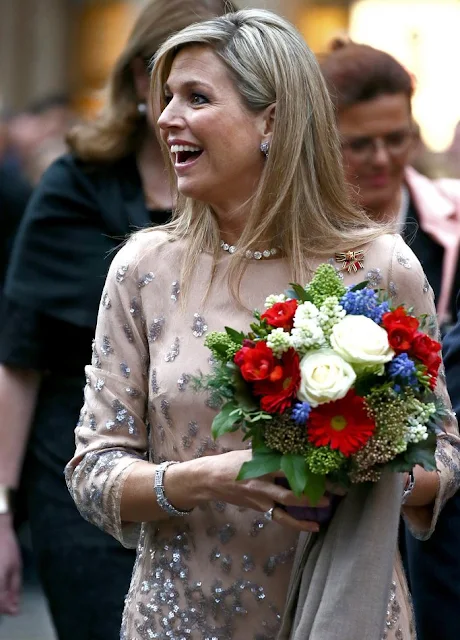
top-left (66, 230), bottom-right (460, 640)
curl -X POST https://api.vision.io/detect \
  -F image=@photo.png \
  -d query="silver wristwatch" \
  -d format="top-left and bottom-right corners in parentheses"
top-left (154, 461), bottom-right (193, 517)
top-left (0, 485), bottom-right (15, 515)
top-left (402, 470), bottom-right (415, 504)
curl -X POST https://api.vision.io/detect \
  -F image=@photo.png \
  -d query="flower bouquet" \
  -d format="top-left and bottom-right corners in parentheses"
top-left (194, 264), bottom-right (443, 512)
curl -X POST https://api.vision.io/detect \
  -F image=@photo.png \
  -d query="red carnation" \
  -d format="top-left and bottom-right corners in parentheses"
top-left (253, 348), bottom-right (301, 414)
top-left (235, 341), bottom-right (280, 382)
top-left (382, 306), bottom-right (419, 353)
top-left (261, 299), bottom-right (298, 331)
top-left (307, 390), bottom-right (375, 457)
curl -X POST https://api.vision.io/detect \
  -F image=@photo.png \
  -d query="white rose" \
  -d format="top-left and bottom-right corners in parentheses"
top-left (297, 349), bottom-right (356, 407)
top-left (330, 315), bottom-right (394, 367)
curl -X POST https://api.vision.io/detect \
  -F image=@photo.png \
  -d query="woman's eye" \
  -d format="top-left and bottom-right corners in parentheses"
top-left (163, 94), bottom-right (172, 104)
top-left (190, 93), bottom-right (208, 106)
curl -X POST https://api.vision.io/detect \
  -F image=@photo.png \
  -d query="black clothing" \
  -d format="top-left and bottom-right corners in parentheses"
top-left (403, 198), bottom-right (445, 311)
top-left (0, 163), bottom-right (32, 299)
top-left (0, 153), bottom-right (170, 639)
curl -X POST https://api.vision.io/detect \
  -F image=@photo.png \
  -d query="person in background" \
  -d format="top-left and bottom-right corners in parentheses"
top-left (0, 1), bottom-right (235, 638)
top-left (65, 9), bottom-right (460, 639)
top-left (320, 38), bottom-right (460, 640)
top-left (320, 39), bottom-right (460, 335)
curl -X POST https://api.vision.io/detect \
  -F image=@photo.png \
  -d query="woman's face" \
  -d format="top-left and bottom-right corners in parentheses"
top-left (158, 45), bottom-right (269, 212)
top-left (338, 93), bottom-right (414, 216)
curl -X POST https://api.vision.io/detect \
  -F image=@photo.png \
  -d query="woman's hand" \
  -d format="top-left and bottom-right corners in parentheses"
top-left (165, 449), bottom-right (329, 533)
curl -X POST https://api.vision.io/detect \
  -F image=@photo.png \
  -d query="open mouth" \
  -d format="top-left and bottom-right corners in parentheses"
top-left (170, 144), bottom-right (203, 165)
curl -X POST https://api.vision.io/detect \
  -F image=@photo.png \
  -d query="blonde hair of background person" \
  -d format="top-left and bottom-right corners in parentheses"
top-left (65, 9), bottom-right (459, 640)
top-left (68, 0), bottom-right (237, 162)
top-left (149, 10), bottom-right (389, 303)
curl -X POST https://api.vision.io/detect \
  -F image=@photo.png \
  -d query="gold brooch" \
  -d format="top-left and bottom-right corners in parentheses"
top-left (335, 250), bottom-right (365, 273)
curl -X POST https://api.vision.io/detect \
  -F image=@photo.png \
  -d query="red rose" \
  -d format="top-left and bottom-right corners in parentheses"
top-left (382, 307), bottom-right (419, 352)
top-left (253, 348), bottom-right (301, 414)
top-left (235, 341), bottom-right (279, 382)
top-left (261, 299), bottom-right (298, 331)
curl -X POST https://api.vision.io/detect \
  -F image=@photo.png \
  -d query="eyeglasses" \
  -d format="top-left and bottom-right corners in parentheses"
top-left (341, 129), bottom-right (414, 162)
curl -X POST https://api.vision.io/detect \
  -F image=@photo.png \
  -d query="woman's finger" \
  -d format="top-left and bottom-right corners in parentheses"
top-left (272, 506), bottom-right (320, 533)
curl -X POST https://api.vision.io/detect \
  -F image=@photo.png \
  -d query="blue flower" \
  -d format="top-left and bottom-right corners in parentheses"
top-left (291, 401), bottom-right (311, 424)
top-left (387, 353), bottom-right (418, 387)
top-left (340, 287), bottom-right (390, 324)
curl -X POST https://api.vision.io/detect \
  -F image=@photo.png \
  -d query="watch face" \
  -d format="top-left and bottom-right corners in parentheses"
top-left (0, 486), bottom-right (11, 514)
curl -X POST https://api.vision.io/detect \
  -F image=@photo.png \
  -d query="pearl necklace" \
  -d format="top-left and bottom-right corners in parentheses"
top-left (220, 240), bottom-right (279, 260)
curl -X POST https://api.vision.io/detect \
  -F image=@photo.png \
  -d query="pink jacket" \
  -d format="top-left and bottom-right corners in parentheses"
top-left (405, 166), bottom-right (460, 324)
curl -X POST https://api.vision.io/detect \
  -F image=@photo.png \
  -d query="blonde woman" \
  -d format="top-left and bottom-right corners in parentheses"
top-left (66, 10), bottom-right (460, 640)
top-left (0, 1), bottom-right (234, 637)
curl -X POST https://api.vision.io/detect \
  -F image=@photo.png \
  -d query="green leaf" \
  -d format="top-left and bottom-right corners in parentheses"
top-left (237, 450), bottom-right (282, 480)
top-left (281, 454), bottom-right (309, 497)
top-left (211, 401), bottom-right (241, 440)
top-left (224, 327), bottom-right (245, 345)
top-left (350, 280), bottom-right (370, 292)
top-left (354, 373), bottom-right (382, 397)
top-left (303, 469), bottom-right (326, 506)
top-left (387, 433), bottom-right (437, 473)
top-left (288, 283), bottom-right (313, 303)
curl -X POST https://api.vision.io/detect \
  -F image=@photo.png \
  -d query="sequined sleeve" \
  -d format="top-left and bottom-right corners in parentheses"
top-left (387, 234), bottom-right (460, 539)
top-left (65, 238), bottom-right (149, 548)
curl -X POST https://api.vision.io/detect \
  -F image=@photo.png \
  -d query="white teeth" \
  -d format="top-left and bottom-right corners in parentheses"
top-left (170, 144), bottom-right (202, 153)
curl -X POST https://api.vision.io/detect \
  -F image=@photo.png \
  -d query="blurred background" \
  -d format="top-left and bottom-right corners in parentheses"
top-left (1, 0), bottom-right (460, 186)
top-left (1, 0), bottom-right (459, 638)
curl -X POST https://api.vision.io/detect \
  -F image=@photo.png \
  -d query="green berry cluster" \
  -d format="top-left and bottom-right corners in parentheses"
top-left (204, 331), bottom-right (240, 363)
top-left (306, 264), bottom-right (347, 307)
top-left (306, 446), bottom-right (346, 475)
top-left (264, 414), bottom-right (309, 455)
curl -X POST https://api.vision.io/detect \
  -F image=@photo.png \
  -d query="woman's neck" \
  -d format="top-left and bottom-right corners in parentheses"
top-left (136, 134), bottom-right (174, 211)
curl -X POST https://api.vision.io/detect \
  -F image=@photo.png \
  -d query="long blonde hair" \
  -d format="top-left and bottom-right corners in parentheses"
top-left (67, 0), bottom-right (236, 162)
top-left (150, 9), bottom-right (389, 301)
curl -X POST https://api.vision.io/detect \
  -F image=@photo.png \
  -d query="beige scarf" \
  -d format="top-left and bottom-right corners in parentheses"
top-left (278, 472), bottom-right (403, 640)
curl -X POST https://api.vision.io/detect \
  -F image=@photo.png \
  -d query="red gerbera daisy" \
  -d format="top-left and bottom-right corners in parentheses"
top-left (307, 390), bottom-right (375, 457)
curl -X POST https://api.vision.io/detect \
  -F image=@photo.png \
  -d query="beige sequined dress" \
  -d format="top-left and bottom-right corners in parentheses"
top-left (66, 230), bottom-right (460, 640)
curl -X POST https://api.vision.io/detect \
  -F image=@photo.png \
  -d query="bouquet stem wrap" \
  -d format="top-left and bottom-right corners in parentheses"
top-left (278, 471), bottom-right (403, 640)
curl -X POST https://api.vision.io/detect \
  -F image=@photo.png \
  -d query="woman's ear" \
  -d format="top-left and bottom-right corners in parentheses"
top-left (131, 57), bottom-right (150, 102)
top-left (262, 103), bottom-right (276, 138)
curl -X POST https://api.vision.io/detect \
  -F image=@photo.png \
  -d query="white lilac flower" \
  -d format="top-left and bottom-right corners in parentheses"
top-left (406, 419), bottom-right (429, 443)
top-left (293, 301), bottom-right (320, 326)
top-left (266, 328), bottom-right (292, 357)
top-left (264, 294), bottom-right (287, 309)
top-left (290, 321), bottom-right (326, 353)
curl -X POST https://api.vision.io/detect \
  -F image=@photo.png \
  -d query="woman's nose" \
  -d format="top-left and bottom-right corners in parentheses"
top-left (158, 100), bottom-right (183, 131)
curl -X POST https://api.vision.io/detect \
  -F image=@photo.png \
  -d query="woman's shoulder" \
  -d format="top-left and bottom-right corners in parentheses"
top-left (108, 228), bottom-right (184, 281)
top-left (362, 233), bottom-right (421, 274)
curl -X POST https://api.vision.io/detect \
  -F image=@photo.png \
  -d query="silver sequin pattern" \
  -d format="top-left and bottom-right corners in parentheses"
top-left (192, 313), bottom-right (208, 338)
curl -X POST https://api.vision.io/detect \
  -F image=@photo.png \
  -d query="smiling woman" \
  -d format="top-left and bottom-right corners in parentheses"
top-left (65, 9), bottom-right (460, 640)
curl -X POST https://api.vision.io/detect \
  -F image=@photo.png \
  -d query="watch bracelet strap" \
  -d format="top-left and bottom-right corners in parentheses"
top-left (154, 461), bottom-right (193, 517)
top-left (402, 470), bottom-right (415, 504)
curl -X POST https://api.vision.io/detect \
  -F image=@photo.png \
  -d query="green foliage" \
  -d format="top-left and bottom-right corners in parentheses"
top-left (349, 280), bottom-right (369, 292)
top-left (211, 401), bottom-right (242, 439)
top-left (385, 432), bottom-right (437, 473)
top-left (287, 283), bottom-right (314, 303)
top-left (237, 448), bottom-right (282, 480)
top-left (306, 446), bottom-right (346, 475)
top-left (281, 454), bottom-right (308, 496)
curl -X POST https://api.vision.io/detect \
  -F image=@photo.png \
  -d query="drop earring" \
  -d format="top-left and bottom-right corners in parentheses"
top-left (260, 140), bottom-right (270, 159)
top-left (137, 102), bottom-right (147, 115)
